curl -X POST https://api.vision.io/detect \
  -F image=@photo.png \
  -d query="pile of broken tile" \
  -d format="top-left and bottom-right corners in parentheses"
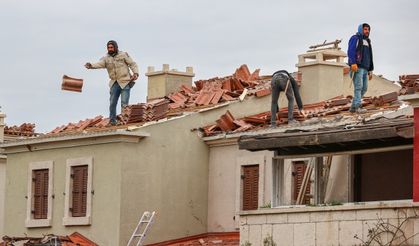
top-left (201, 91), bottom-right (401, 137)
top-left (48, 115), bottom-right (108, 134)
top-left (48, 100), bottom-right (169, 134)
top-left (148, 233), bottom-right (239, 246)
top-left (4, 123), bottom-right (37, 137)
top-left (120, 98), bottom-right (170, 124)
top-left (399, 74), bottom-right (419, 95)
top-left (167, 64), bottom-right (271, 110)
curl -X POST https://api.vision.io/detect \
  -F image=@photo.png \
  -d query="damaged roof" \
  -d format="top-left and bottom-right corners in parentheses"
top-left (200, 92), bottom-right (402, 137)
top-left (44, 64), bottom-right (274, 136)
top-left (200, 90), bottom-right (414, 156)
top-left (4, 123), bottom-right (37, 137)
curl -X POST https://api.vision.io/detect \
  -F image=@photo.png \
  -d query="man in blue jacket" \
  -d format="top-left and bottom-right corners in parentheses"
top-left (347, 23), bottom-right (374, 113)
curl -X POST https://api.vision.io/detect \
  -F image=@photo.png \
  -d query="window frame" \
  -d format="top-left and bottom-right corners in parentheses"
top-left (26, 161), bottom-right (54, 228)
top-left (236, 155), bottom-right (265, 216)
top-left (63, 157), bottom-right (93, 226)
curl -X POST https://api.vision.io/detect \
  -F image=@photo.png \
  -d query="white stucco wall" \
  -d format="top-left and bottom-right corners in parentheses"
top-left (3, 144), bottom-right (123, 245)
top-left (324, 155), bottom-right (351, 203)
top-left (207, 143), bottom-right (273, 232)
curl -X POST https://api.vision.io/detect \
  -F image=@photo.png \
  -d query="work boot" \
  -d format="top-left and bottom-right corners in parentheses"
top-left (288, 119), bottom-right (299, 125)
top-left (109, 120), bottom-right (117, 126)
top-left (349, 107), bottom-right (356, 113)
top-left (356, 108), bottom-right (367, 114)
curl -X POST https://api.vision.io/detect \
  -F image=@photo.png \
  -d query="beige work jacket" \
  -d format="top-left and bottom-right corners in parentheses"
top-left (91, 51), bottom-right (139, 88)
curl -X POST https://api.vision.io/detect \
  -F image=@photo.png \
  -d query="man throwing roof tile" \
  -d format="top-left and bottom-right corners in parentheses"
top-left (348, 23), bottom-right (374, 113)
top-left (270, 70), bottom-right (304, 127)
top-left (85, 40), bottom-right (139, 125)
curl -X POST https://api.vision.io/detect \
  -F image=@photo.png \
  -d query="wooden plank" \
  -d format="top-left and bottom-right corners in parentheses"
top-left (296, 158), bottom-right (313, 205)
top-left (239, 126), bottom-right (405, 151)
top-left (322, 155), bottom-right (333, 200)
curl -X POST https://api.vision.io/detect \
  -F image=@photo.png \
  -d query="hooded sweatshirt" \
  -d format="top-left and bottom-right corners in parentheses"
top-left (347, 24), bottom-right (374, 71)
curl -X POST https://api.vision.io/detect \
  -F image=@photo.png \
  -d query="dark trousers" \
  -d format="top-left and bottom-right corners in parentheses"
top-left (271, 73), bottom-right (295, 125)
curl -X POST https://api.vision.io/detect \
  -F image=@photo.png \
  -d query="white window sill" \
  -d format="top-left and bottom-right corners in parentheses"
top-left (25, 218), bottom-right (52, 228)
top-left (63, 216), bottom-right (91, 226)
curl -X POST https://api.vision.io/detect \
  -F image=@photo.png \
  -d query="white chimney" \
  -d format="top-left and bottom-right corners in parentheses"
top-left (145, 64), bottom-right (195, 102)
top-left (0, 108), bottom-right (5, 143)
top-left (296, 48), bottom-right (347, 104)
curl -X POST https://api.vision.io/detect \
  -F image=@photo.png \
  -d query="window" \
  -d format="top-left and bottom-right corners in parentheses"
top-left (33, 169), bottom-right (49, 219)
top-left (242, 165), bottom-right (259, 210)
top-left (26, 161), bottom-right (53, 228)
top-left (63, 157), bottom-right (93, 226)
top-left (235, 154), bottom-right (266, 227)
top-left (71, 165), bottom-right (88, 217)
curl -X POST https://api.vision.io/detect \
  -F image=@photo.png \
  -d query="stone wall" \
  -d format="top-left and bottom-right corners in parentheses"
top-left (240, 201), bottom-right (419, 246)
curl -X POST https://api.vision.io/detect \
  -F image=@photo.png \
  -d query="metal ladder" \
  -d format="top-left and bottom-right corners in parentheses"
top-left (127, 211), bottom-right (156, 246)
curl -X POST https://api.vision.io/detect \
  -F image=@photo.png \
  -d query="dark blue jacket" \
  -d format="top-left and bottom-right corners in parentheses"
top-left (347, 25), bottom-right (374, 71)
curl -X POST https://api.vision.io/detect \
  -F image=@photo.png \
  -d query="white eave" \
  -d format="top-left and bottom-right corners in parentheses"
top-left (0, 129), bottom-right (150, 154)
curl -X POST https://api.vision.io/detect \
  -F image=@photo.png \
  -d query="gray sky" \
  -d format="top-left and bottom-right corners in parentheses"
top-left (1, 0), bottom-right (418, 133)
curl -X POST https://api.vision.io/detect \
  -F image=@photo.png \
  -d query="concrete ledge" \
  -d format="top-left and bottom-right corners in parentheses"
top-left (240, 200), bottom-right (419, 216)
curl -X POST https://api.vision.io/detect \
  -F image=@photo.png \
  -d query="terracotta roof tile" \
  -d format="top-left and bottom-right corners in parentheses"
top-left (148, 232), bottom-right (239, 246)
top-left (255, 88), bottom-right (272, 97)
top-left (216, 110), bottom-right (236, 131)
top-left (399, 74), bottom-right (419, 95)
top-left (249, 68), bottom-right (261, 81)
top-left (234, 64), bottom-right (252, 81)
top-left (372, 91), bottom-right (398, 106)
top-left (4, 123), bottom-right (37, 137)
top-left (210, 90), bottom-right (224, 105)
top-left (61, 75), bottom-right (83, 93)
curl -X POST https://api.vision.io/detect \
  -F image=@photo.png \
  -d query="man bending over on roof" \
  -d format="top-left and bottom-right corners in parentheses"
top-left (270, 70), bottom-right (304, 127)
top-left (85, 40), bottom-right (139, 126)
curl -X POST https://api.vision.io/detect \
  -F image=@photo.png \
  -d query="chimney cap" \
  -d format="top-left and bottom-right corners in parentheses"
top-left (145, 64), bottom-right (195, 77)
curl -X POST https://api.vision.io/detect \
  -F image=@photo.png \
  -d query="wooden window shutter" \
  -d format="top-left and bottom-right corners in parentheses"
top-left (292, 161), bottom-right (311, 204)
top-left (242, 165), bottom-right (259, 210)
top-left (33, 169), bottom-right (49, 219)
top-left (71, 165), bottom-right (88, 217)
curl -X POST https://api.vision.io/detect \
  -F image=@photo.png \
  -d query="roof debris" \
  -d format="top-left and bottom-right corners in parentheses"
top-left (167, 64), bottom-right (269, 109)
top-left (201, 91), bottom-right (402, 137)
top-left (120, 98), bottom-right (170, 124)
top-left (4, 123), bottom-right (37, 137)
top-left (46, 65), bottom-right (274, 135)
top-left (148, 232), bottom-right (239, 246)
top-left (25, 68), bottom-right (410, 137)
top-left (399, 74), bottom-right (419, 95)
top-left (1, 232), bottom-right (97, 246)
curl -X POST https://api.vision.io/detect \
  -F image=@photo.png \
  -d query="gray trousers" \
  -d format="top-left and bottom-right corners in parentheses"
top-left (270, 73), bottom-right (295, 124)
